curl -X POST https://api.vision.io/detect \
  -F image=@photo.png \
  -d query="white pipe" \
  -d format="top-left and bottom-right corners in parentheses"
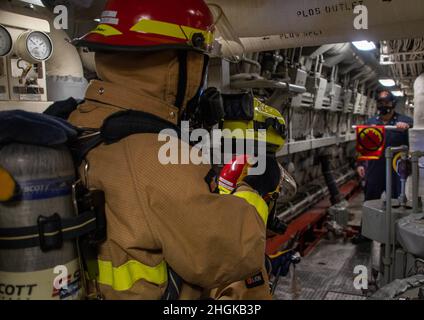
top-left (208, 0), bottom-right (424, 38)
top-left (45, 25), bottom-right (88, 101)
top-left (220, 20), bottom-right (424, 55)
top-left (208, 0), bottom-right (424, 55)
top-left (36, 1), bottom-right (424, 56)
top-left (46, 27), bottom-right (84, 78)
top-left (414, 74), bottom-right (424, 129)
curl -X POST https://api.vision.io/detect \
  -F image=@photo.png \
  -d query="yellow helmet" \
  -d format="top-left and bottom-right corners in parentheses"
top-left (221, 98), bottom-right (286, 153)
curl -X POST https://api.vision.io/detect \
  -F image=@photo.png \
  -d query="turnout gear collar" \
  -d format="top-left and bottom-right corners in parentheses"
top-left (93, 50), bottom-right (205, 120)
top-left (84, 81), bottom-right (179, 126)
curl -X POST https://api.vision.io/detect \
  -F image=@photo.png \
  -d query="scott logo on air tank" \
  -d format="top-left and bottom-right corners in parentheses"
top-left (13, 177), bottom-right (73, 201)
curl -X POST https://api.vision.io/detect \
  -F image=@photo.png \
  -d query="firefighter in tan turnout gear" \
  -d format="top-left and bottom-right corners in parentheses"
top-left (68, 0), bottom-right (280, 299)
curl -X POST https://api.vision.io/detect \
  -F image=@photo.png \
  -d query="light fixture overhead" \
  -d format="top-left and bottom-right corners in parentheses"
top-left (379, 79), bottom-right (396, 87)
top-left (380, 54), bottom-right (395, 65)
top-left (352, 40), bottom-right (377, 51)
top-left (391, 90), bottom-right (404, 97)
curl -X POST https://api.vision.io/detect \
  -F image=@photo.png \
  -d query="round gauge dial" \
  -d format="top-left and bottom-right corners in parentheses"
top-left (0, 25), bottom-right (13, 56)
top-left (26, 31), bottom-right (53, 61)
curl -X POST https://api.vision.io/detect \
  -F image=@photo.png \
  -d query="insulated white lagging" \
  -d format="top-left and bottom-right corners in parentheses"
top-left (45, 26), bottom-right (88, 101)
top-left (207, 0), bottom-right (424, 54)
top-left (407, 74), bottom-right (424, 200)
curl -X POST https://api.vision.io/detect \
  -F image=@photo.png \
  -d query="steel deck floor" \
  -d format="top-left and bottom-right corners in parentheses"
top-left (274, 192), bottom-right (381, 300)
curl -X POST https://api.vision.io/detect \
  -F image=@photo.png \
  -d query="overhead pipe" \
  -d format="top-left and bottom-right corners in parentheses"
top-left (48, 1), bottom-right (424, 56)
top-left (208, 0), bottom-right (424, 55)
top-left (277, 171), bottom-right (354, 222)
top-left (50, 0), bottom-right (424, 40)
top-left (219, 19), bottom-right (424, 56)
top-left (339, 59), bottom-right (366, 75)
top-left (208, 0), bottom-right (424, 38)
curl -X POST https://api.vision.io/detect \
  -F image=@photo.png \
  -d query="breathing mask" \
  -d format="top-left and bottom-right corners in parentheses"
top-left (377, 104), bottom-right (395, 116)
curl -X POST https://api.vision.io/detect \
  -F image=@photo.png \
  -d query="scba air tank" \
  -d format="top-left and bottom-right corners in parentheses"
top-left (0, 143), bottom-right (83, 300)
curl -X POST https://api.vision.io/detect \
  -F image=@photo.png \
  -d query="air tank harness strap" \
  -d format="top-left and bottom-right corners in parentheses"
top-left (70, 109), bottom-right (181, 166)
top-left (162, 267), bottom-right (184, 300)
top-left (0, 211), bottom-right (97, 251)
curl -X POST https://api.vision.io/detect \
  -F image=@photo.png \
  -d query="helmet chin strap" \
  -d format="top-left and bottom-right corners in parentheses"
top-left (181, 54), bottom-right (210, 121)
top-left (175, 51), bottom-right (188, 111)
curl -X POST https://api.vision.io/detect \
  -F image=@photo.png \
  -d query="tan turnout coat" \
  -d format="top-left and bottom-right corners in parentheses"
top-left (68, 50), bottom-right (271, 300)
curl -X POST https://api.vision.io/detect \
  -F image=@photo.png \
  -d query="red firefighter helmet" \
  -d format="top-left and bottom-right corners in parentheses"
top-left (73, 0), bottom-right (215, 53)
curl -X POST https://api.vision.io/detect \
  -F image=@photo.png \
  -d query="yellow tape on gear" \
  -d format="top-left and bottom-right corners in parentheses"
top-left (97, 259), bottom-right (167, 291)
top-left (392, 152), bottom-right (403, 173)
top-left (130, 19), bottom-right (214, 45)
top-left (90, 24), bottom-right (123, 37)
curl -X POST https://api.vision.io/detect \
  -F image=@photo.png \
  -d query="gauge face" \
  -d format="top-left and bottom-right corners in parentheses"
top-left (0, 25), bottom-right (12, 56)
top-left (26, 31), bottom-right (53, 61)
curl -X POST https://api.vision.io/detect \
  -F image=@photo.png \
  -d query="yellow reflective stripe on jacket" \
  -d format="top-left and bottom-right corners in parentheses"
top-left (233, 191), bottom-right (269, 226)
top-left (97, 259), bottom-right (168, 291)
top-left (130, 19), bottom-right (214, 45)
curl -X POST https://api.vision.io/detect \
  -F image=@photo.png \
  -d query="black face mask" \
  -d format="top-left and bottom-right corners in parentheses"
top-left (377, 105), bottom-right (395, 116)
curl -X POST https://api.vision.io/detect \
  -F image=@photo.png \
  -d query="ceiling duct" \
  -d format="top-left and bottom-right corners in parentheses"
top-left (206, 0), bottom-right (424, 55)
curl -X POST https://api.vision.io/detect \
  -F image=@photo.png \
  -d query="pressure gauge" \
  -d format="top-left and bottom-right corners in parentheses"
top-left (0, 25), bottom-right (13, 57)
top-left (15, 30), bottom-right (53, 63)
